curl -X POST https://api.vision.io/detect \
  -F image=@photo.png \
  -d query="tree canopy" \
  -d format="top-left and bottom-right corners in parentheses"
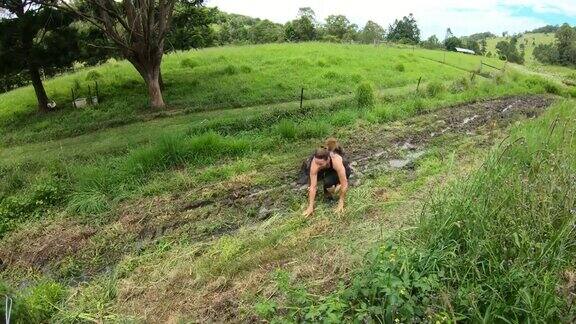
top-left (0, 1), bottom-right (80, 111)
top-left (386, 13), bottom-right (420, 44)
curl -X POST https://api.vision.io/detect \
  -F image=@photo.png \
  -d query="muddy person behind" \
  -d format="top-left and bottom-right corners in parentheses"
top-left (299, 138), bottom-right (352, 217)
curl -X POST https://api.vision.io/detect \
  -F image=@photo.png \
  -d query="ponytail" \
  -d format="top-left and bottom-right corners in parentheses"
top-left (324, 137), bottom-right (344, 155)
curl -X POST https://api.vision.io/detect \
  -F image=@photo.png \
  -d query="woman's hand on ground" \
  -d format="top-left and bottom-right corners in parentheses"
top-left (335, 201), bottom-right (344, 214)
top-left (303, 206), bottom-right (314, 217)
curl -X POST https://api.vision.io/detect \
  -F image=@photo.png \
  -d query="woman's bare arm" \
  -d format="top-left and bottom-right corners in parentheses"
top-left (333, 156), bottom-right (348, 213)
top-left (304, 166), bottom-right (318, 216)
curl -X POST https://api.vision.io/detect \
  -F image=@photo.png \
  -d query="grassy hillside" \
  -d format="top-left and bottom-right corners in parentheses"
top-left (486, 32), bottom-right (575, 81)
top-left (0, 42), bottom-right (574, 322)
top-left (0, 43), bottom-right (505, 146)
top-left (485, 32), bottom-right (555, 65)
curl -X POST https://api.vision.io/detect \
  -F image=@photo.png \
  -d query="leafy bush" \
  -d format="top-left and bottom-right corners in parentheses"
top-left (355, 82), bottom-right (375, 108)
top-left (425, 80), bottom-right (445, 97)
top-left (394, 63), bottom-right (405, 72)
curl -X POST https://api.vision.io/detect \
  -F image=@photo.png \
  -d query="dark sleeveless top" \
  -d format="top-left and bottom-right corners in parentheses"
top-left (297, 150), bottom-right (352, 185)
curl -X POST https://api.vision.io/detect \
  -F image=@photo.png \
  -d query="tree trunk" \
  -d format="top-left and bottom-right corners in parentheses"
top-left (159, 68), bottom-right (165, 90)
top-left (146, 73), bottom-right (165, 108)
top-left (29, 66), bottom-right (50, 112)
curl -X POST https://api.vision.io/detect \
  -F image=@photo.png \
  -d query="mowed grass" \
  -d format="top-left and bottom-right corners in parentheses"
top-left (0, 43), bottom-right (505, 146)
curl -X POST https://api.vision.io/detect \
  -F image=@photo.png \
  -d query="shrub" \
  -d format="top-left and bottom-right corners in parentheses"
top-left (425, 80), bottom-right (445, 97)
top-left (355, 82), bottom-right (375, 108)
top-left (180, 58), bottom-right (199, 69)
top-left (394, 63), bottom-right (405, 72)
top-left (85, 70), bottom-right (102, 81)
top-left (276, 119), bottom-right (297, 139)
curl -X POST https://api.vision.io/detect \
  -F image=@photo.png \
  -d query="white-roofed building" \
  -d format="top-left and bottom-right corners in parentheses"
top-left (455, 47), bottom-right (476, 55)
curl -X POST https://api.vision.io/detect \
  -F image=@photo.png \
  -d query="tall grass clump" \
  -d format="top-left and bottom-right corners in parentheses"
top-left (267, 100), bottom-right (576, 322)
top-left (297, 120), bottom-right (331, 139)
top-left (180, 58), bottom-right (199, 69)
top-left (329, 109), bottom-right (357, 126)
top-left (425, 80), bottom-right (446, 97)
top-left (355, 82), bottom-right (375, 108)
top-left (276, 119), bottom-right (297, 139)
top-left (0, 279), bottom-right (67, 323)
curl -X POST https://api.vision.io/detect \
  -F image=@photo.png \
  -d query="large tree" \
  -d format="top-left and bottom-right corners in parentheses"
top-left (0, 1), bottom-right (79, 111)
top-left (52, 0), bottom-right (184, 108)
top-left (167, 2), bottom-right (217, 50)
top-left (285, 7), bottom-right (316, 42)
top-left (555, 23), bottom-right (576, 65)
top-left (387, 13), bottom-right (420, 44)
top-left (360, 20), bottom-right (385, 44)
top-left (324, 14), bottom-right (358, 42)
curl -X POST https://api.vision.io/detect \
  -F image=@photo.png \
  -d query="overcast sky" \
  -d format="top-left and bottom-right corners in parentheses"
top-left (206, 0), bottom-right (576, 39)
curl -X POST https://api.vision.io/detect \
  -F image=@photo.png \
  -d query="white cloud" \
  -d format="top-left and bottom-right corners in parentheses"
top-left (205, 0), bottom-right (568, 38)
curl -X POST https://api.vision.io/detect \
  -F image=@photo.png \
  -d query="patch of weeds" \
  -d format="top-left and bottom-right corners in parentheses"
top-left (323, 71), bottom-right (340, 80)
top-left (276, 119), bottom-right (297, 139)
top-left (543, 81), bottom-right (561, 95)
top-left (180, 58), bottom-right (199, 69)
top-left (355, 82), bottom-right (375, 108)
top-left (297, 120), bottom-right (331, 139)
top-left (329, 109), bottom-right (357, 126)
top-left (0, 279), bottom-right (67, 323)
top-left (0, 179), bottom-right (66, 237)
top-left (425, 80), bottom-right (445, 97)
top-left (449, 76), bottom-right (471, 93)
top-left (222, 64), bottom-right (238, 75)
top-left (350, 73), bottom-right (362, 83)
top-left (239, 65), bottom-right (252, 73)
top-left (395, 63), bottom-right (405, 72)
top-left (85, 70), bottom-right (102, 81)
top-left (369, 105), bottom-right (403, 123)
